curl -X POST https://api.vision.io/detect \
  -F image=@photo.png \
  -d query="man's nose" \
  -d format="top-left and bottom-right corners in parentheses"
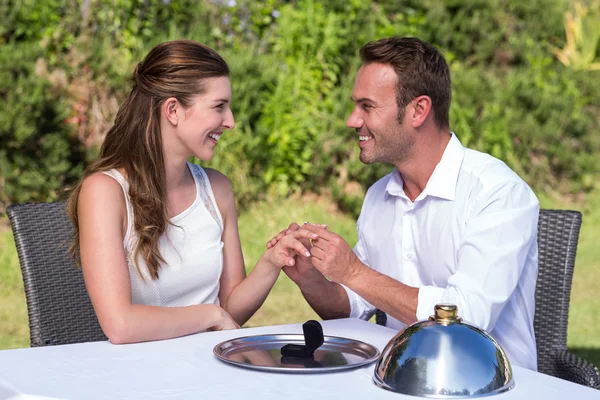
top-left (346, 109), bottom-right (363, 129)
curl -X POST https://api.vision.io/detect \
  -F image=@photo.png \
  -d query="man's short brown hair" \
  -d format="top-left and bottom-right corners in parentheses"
top-left (360, 37), bottom-right (451, 129)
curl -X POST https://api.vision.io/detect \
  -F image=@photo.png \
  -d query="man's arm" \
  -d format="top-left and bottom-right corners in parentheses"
top-left (294, 273), bottom-right (350, 320)
top-left (305, 181), bottom-right (539, 331)
top-left (304, 226), bottom-right (420, 325)
top-left (412, 182), bottom-right (539, 330)
top-left (343, 265), bottom-right (419, 325)
top-left (269, 222), bottom-right (415, 322)
top-left (268, 222), bottom-right (351, 319)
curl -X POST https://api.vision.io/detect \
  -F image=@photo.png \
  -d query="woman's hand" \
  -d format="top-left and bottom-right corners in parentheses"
top-left (209, 307), bottom-right (241, 331)
top-left (266, 222), bottom-right (326, 249)
top-left (265, 222), bottom-right (329, 284)
top-left (265, 227), bottom-right (319, 268)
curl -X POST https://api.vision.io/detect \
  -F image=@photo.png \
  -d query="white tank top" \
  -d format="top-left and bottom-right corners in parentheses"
top-left (101, 163), bottom-right (224, 307)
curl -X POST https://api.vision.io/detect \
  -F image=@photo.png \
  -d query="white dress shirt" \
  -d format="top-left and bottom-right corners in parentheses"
top-left (343, 133), bottom-right (539, 370)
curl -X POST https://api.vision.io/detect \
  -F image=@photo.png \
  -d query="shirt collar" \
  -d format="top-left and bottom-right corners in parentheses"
top-left (385, 168), bottom-right (406, 198)
top-left (385, 132), bottom-right (465, 201)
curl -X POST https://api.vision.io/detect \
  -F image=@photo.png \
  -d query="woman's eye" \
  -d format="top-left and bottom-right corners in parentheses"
top-left (215, 104), bottom-right (225, 109)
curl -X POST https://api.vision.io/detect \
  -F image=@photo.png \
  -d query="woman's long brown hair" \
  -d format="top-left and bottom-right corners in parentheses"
top-left (67, 40), bottom-right (229, 280)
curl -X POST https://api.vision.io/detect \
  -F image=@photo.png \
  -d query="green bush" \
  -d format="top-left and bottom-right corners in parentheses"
top-left (201, 48), bottom-right (280, 206)
top-left (1, 0), bottom-right (598, 214)
top-left (0, 42), bottom-right (86, 210)
top-left (208, 0), bottom-right (391, 210)
top-left (451, 53), bottom-right (600, 194)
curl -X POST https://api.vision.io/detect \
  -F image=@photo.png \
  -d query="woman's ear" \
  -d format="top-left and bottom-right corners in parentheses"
top-left (163, 97), bottom-right (179, 126)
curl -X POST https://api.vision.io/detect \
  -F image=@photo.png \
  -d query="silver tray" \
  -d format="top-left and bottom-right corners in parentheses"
top-left (214, 333), bottom-right (380, 373)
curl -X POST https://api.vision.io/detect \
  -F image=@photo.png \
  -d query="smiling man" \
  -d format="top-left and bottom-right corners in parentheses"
top-left (269, 37), bottom-right (540, 371)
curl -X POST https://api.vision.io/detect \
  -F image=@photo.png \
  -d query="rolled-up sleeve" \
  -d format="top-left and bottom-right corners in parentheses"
top-left (415, 182), bottom-right (539, 330)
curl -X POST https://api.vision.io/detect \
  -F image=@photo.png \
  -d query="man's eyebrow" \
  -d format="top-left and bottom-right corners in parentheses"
top-left (350, 96), bottom-right (375, 104)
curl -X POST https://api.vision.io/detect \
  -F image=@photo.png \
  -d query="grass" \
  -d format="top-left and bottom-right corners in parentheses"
top-left (0, 191), bottom-right (598, 367)
top-left (0, 230), bottom-right (29, 349)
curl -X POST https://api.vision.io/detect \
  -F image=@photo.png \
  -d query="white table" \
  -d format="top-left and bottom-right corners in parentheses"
top-left (0, 318), bottom-right (597, 400)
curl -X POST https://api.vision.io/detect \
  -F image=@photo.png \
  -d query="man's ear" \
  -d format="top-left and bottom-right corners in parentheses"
top-left (410, 95), bottom-right (433, 128)
top-left (163, 97), bottom-right (179, 126)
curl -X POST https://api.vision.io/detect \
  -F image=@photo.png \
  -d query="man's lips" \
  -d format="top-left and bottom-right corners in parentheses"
top-left (358, 132), bottom-right (373, 148)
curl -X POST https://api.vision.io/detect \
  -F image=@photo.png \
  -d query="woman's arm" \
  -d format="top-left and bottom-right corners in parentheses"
top-left (206, 169), bottom-right (314, 326)
top-left (78, 173), bottom-right (237, 344)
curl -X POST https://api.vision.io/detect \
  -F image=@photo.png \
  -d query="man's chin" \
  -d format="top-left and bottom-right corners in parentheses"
top-left (359, 151), bottom-right (375, 165)
top-left (360, 153), bottom-right (393, 166)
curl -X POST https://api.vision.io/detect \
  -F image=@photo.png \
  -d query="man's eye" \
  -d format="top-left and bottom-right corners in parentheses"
top-left (362, 104), bottom-right (372, 111)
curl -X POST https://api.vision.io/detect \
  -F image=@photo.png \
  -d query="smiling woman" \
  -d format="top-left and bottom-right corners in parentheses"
top-left (63, 40), bottom-right (318, 345)
top-left (170, 75), bottom-right (233, 161)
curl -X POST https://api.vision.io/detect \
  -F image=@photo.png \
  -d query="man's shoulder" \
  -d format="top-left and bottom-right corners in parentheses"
top-left (461, 147), bottom-right (530, 190)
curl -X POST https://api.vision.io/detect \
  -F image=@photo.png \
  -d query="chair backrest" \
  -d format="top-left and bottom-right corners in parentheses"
top-left (374, 209), bottom-right (582, 375)
top-left (7, 202), bottom-right (107, 347)
top-left (534, 209), bottom-right (582, 376)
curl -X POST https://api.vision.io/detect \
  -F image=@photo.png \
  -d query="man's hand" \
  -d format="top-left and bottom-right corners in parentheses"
top-left (266, 222), bottom-right (327, 285)
top-left (302, 225), bottom-right (363, 285)
top-left (265, 223), bottom-right (353, 321)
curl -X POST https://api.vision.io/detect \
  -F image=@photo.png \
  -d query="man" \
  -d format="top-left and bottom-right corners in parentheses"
top-left (268, 37), bottom-right (539, 370)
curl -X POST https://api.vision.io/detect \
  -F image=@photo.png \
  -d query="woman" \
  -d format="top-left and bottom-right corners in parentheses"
top-left (66, 40), bottom-right (316, 344)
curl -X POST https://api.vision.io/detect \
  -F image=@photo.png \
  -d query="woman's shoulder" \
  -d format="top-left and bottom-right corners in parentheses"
top-left (188, 163), bottom-right (232, 194)
top-left (82, 171), bottom-right (124, 192)
top-left (202, 168), bottom-right (232, 191)
top-left (198, 167), bottom-right (234, 217)
top-left (75, 172), bottom-right (129, 237)
top-left (79, 172), bottom-right (127, 208)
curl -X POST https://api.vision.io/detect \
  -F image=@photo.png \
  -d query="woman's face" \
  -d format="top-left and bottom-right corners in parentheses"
top-left (173, 76), bottom-right (235, 161)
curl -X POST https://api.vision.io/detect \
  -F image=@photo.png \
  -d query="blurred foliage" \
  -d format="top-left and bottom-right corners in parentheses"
top-left (0, 0), bottom-right (599, 216)
top-left (0, 41), bottom-right (86, 206)
top-left (553, 0), bottom-right (600, 71)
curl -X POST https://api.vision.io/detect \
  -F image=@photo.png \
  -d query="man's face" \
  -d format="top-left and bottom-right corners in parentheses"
top-left (346, 63), bottom-right (414, 165)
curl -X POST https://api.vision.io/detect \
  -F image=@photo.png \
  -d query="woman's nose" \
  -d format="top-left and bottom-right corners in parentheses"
top-left (224, 108), bottom-right (235, 130)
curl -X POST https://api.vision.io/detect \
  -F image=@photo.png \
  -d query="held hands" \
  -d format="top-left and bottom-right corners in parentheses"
top-left (264, 226), bottom-right (319, 269)
top-left (266, 223), bottom-right (362, 285)
top-left (267, 222), bottom-right (324, 284)
top-left (266, 222), bottom-right (325, 250)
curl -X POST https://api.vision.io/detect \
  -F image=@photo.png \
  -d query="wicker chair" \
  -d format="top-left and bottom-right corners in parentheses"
top-left (7, 202), bottom-right (107, 347)
top-left (534, 209), bottom-right (599, 387)
top-left (375, 209), bottom-right (600, 388)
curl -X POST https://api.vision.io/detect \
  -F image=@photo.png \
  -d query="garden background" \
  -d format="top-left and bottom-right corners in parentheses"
top-left (0, 0), bottom-right (599, 366)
